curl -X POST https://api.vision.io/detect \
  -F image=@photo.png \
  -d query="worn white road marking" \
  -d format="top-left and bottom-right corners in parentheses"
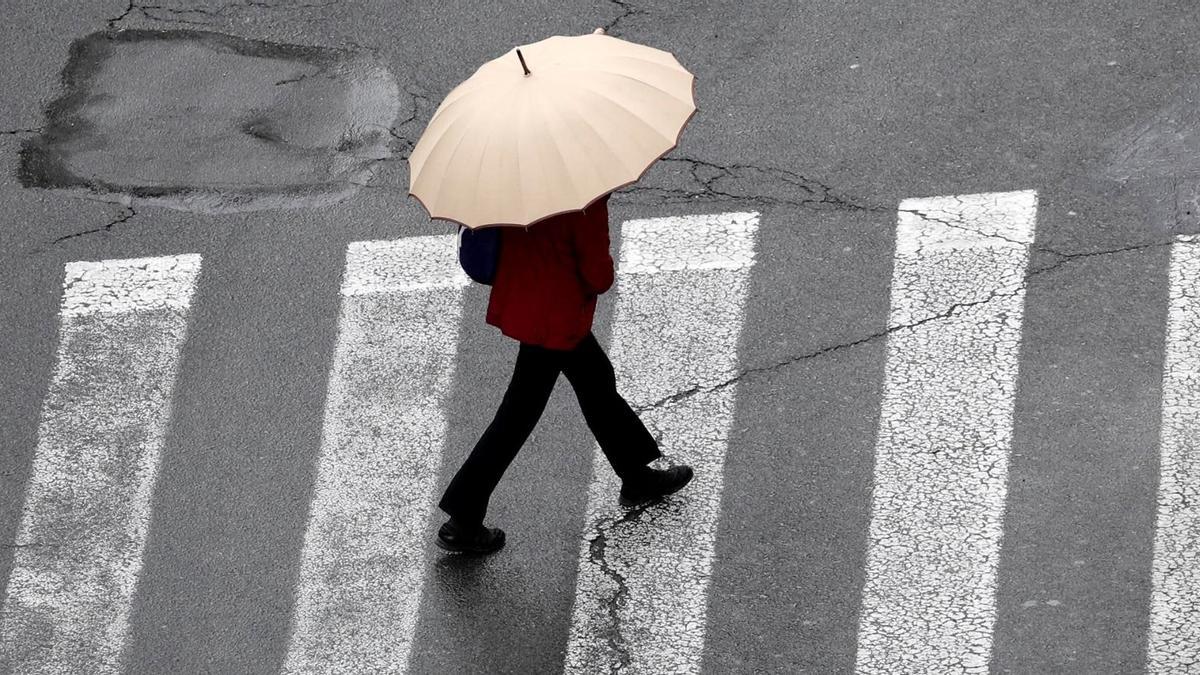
top-left (854, 191), bottom-right (1037, 674)
top-left (0, 255), bottom-right (202, 674)
top-left (563, 212), bottom-right (759, 674)
top-left (283, 236), bottom-right (469, 675)
top-left (1146, 234), bottom-right (1200, 674)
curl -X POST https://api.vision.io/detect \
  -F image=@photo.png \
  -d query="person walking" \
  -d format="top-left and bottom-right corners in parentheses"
top-left (406, 27), bottom-right (700, 555)
top-left (435, 192), bottom-right (694, 555)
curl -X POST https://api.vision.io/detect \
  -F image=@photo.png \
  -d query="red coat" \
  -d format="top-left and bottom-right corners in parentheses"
top-left (485, 194), bottom-right (615, 350)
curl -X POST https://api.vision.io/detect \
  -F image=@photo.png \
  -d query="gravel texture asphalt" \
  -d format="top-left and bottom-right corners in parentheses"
top-left (2, 1), bottom-right (1199, 673)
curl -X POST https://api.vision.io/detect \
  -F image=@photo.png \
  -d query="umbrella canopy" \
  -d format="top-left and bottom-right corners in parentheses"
top-left (408, 31), bottom-right (696, 229)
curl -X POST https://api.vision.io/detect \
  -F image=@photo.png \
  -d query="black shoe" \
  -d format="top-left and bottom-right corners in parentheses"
top-left (436, 519), bottom-right (505, 555)
top-left (618, 465), bottom-right (694, 508)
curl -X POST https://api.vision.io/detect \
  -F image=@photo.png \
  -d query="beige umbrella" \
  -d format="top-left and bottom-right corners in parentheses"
top-left (408, 28), bottom-right (697, 229)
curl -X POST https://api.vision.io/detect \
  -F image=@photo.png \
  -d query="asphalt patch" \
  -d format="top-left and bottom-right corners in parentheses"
top-left (19, 28), bottom-right (400, 214)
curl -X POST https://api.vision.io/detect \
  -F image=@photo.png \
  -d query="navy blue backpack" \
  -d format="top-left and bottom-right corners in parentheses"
top-left (457, 225), bottom-right (501, 285)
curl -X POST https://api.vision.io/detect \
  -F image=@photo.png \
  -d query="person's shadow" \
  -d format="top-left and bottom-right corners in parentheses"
top-left (418, 542), bottom-right (555, 671)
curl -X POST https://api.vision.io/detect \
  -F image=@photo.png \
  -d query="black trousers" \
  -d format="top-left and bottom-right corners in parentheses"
top-left (438, 331), bottom-right (662, 524)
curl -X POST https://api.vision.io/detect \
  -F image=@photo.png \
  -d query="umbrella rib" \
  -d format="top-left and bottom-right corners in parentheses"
top-left (411, 101), bottom-right (475, 174)
top-left (426, 100), bottom-right (495, 216)
top-left (560, 97), bottom-right (637, 187)
top-left (580, 67), bottom-right (695, 110)
top-left (430, 79), bottom-right (506, 126)
top-left (564, 51), bottom-right (691, 79)
top-left (560, 54), bottom-right (690, 78)
top-left (417, 80), bottom-right (506, 164)
top-left (510, 87), bottom-right (527, 225)
top-left (538, 99), bottom-right (588, 212)
top-left (573, 85), bottom-right (679, 152)
top-left (468, 97), bottom-right (503, 228)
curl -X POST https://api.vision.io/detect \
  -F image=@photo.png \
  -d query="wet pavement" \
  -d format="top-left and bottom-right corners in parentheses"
top-left (2, 1), bottom-right (1200, 673)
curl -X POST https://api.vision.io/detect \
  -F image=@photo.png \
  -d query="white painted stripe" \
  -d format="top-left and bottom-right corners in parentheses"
top-left (283, 235), bottom-right (469, 675)
top-left (58, 256), bottom-right (201, 316)
top-left (854, 190), bottom-right (1037, 674)
top-left (340, 236), bottom-right (470, 295)
top-left (563, 212), bottom-right (759, 674)
top-left (618, 213), bottom-right (758, 273)
top-left (0, 255), bottom-right (202, 674)
top-left (1146, 233), bottom-right (1200, 674)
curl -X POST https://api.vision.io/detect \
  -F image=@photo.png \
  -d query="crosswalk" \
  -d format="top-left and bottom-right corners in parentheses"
top-left (284, 237), bottom-right (470, 673)
top-left (1148, 234), bottom-right (1200, 675)
top-left (855, 191), bottom-right (1037, 674)
top-left (0, 256), bottom-right (202, 672)
top-left (564, 212), bottom-right (757, 673)
top-left (0, 191), bottom-right (1196, 673)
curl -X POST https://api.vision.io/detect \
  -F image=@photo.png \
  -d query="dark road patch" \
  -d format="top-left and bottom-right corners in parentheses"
top-left (19, 28), bottom-right (400, 214)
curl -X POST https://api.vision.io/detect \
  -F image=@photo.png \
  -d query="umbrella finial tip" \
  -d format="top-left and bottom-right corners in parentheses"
top-left (516, 48), bottom-right (531, 76)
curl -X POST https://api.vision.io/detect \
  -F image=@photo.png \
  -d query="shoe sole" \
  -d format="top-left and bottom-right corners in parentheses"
top-left (436, 531), bottom-right (505, 555)
top-left (618, 467), bottom-right (694, 508)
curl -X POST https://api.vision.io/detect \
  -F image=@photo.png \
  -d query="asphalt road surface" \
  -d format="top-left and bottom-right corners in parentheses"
top-left (2, 1), bottom-right (1200, 673)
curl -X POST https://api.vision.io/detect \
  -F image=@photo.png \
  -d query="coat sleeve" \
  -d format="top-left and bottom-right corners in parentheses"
top-left (573, 194), bottom-right (615, 297)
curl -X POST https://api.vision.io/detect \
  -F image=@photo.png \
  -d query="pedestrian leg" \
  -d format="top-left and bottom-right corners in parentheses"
top-left (438, 342), bottom-right (562, 523)
top-left (561, 332), bottom-right (662, 480)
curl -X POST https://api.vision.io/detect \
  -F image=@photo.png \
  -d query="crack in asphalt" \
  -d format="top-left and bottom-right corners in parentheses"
top-left (381, 84), bottom-right (430, 160)
top-left (351, 147), bottom-right (890, 217)
top-left (602, 0), bottom-right (647, 37)
top-left (588, 154), bottom-right (885, 214)
top-left (1, 127), bottom-right (43, 135)
top-left (586, 497), bottom-right (658, 674)
top-left (347, 85), bottom-right (432, 187)
top-left (892, 200), bottom-right (1171, 263)
top-left (897, 201), bottom-right (1033, 249)
top-left (106, 0), bottom-right (339, 29)
top-left (28, 205), bottom-right (139, 256)
top-left (274, 70), bottom-right (315, 86)
top-left (630, 237), bottom-right (1177, 417)
top-left (1029, 239), bottom-right (1175, 274)
top-left (24, 80), bottom-right (432, 252)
